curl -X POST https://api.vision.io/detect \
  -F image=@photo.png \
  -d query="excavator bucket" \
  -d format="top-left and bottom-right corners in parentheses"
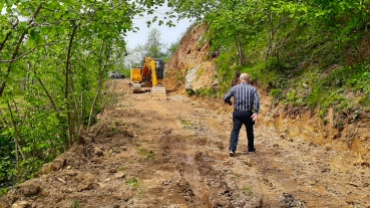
top-left (151, 86), bottom-right (167, 99)
top-left (129, 82), bottom-right (142, 93)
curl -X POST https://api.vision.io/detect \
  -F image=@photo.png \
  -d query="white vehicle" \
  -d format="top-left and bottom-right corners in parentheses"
top-left (107, 71), bottom-right (126, 79)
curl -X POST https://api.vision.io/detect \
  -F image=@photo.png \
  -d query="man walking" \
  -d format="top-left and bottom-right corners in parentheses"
top-left (224, 73), bottom-right (260, 156)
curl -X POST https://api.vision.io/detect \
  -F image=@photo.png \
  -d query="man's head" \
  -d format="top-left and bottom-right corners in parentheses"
top-left (239, 73), bottom-right (249, 83)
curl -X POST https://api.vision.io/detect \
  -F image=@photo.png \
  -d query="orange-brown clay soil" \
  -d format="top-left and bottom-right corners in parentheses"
top-left (2, 79), bottom-right (370, 208)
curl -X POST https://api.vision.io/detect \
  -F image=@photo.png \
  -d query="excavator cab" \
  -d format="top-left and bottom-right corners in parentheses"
top-left (129, 57), bottom-right (166, 98)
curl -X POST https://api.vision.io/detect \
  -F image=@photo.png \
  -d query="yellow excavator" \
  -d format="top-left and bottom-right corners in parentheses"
top-left (129, 57), bottom-right (166, 98)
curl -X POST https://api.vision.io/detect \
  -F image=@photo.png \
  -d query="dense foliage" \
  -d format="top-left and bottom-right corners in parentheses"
top-left (168, 0), bottom-right (370, 114)
top-left (0, 0), bottom-right (168, 191)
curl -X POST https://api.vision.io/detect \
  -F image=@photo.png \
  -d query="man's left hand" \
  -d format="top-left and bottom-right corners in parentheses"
top-left (251, 113), bottom-right (258, 121)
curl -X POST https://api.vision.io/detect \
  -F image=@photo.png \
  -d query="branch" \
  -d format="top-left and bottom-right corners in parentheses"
top-left (7, 101), bottom-right (26, 161)
top-left (0, 41), bottom-right (59, 63)
top-left (0, 3), bottom-right (43, 97)
top-left (0, 18), bottom-right (20, 52)
top-left (32, 63), bottom-right (61, 119)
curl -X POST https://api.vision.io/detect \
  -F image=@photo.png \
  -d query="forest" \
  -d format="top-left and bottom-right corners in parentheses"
top-left (1, 0), bottom-right (370, 196)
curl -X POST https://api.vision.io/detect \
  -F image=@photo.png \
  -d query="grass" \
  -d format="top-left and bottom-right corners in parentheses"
top-left (131, 123), bottom-right (140, 128)
top-left (230, 170), bottom-right (240, 178)
top-left (128, 159), bottom-right (137, 164)
top-left (125, 177), bottom-right (140, 189)
top-left (0, 188), bottom-right (8, 197)
top-left (178, 117), bottom-right (193, 129)
top-left (136, 146), bottom-right (155, 159)
top-left (242, 186), bottom-right (252, 196)
top-left (70, 200), bottom-right (80, 208)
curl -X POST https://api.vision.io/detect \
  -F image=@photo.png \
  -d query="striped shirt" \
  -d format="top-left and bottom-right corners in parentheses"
top-left (224, 82), bottom-right (260, 113)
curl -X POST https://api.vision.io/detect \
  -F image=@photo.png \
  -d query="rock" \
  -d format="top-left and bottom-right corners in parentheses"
top-left (50, 158), bottom-right (66, 171)
top-left (16, 184), bottom-right (41, 197)
top-left (185, 65), bottom-right (202, 92)
top-left (243, 159), bottom-right (252, 167)
top-left (279, 193), bottom-right (307, 208)
top-left (94, 146), bottom-right (103, 156)
top-left (114, 172), bottom-right (126, 179)
top-left (109, 169), bottom-right (117, 173)
top-left (325, 146), bottom-right (332, 151)
top-left (91, 158), bottom-right (103, 164)
top-left (122, 192), bottom-right (133, 201)
top-left (185, 64), bottom-right (215, 92)
top-left (61, 187), bottom-right (73, 193)
top-left (309, 142), bottom-right (317, 147)
top-left (75, 173), bottom-right (97, 191)
top-left (273, 144), bottom-right (279, 148)
top-left (120, 146), bottom-right (128, 151)
top-left (211, 79), bottom-right (219, 88)
top-left (62, 170), bottom-right (77, 177)
top-left (11, 201), bottom-right (31, 208)
top-left (77, 135), bottom-right (85, 145)
top-left (321, 168), bottom-right (330, 173)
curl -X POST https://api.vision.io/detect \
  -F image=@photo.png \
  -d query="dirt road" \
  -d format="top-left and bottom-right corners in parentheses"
top-left (3, 79), bottom-right (370, 208)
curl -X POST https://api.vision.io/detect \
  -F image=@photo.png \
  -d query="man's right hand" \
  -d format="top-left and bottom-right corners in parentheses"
top-left (251, 113), bottom-right (258, 121)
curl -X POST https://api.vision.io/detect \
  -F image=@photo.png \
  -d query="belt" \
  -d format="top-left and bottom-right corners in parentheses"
top-left (234, 109), bottom-right (253, 113)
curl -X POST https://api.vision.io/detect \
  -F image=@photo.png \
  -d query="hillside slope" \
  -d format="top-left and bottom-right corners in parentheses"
top-left (165, 24), bottom-right (370, 162)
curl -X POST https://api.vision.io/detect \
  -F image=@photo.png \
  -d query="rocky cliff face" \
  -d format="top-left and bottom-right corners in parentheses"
top-left (165, 24), bottom-right (218, 94)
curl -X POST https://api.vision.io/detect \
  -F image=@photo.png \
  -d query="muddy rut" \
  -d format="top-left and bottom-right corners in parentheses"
top-left (2, 79), bottom-right (370, 208)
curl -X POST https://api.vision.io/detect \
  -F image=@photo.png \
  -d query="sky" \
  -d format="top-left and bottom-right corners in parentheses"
top-left (124, 8), bottom-right (193, 50)
top-left (123, 7), bottom-right (193, 66)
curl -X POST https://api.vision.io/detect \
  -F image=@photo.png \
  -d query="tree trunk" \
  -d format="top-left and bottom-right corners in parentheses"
top-left (65, 24), bottom-right (79, 147)
top-left (236, 35), bottom-right (245, 66)
top-left (87, 41), bottom-right (105, 132)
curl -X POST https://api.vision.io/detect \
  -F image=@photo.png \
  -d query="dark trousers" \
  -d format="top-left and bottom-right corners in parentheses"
top-left (230, 111), bottom-right (255, 152)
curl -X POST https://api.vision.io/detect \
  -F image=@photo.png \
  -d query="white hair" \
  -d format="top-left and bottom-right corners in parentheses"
top-left (239, 73), bottom-right (249, 81)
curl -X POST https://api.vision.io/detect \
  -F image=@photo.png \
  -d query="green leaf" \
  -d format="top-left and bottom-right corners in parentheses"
top-left (0, 0), bottom-right (4, 12)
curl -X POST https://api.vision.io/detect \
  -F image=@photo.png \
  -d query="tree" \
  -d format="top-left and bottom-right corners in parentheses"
top-left (168, 0), bottom-right (266, 66)
top-left (146, 28), bottom-right (167, 58)
top-left (0, 0), bottom-right (170, 186)
top-left (129, 28), bottom-right (167, 64)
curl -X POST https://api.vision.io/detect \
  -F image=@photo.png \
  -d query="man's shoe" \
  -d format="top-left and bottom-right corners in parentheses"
top-left (249, 148), bottom-right (256, 153)
top-left (229, 150), bottom-right (236, 157)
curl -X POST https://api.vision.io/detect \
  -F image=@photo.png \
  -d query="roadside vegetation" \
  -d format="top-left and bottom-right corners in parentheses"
top-left (168, 0), bottom-right (370, 118)
top-left (0, 0), bottom-right (170, 193)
